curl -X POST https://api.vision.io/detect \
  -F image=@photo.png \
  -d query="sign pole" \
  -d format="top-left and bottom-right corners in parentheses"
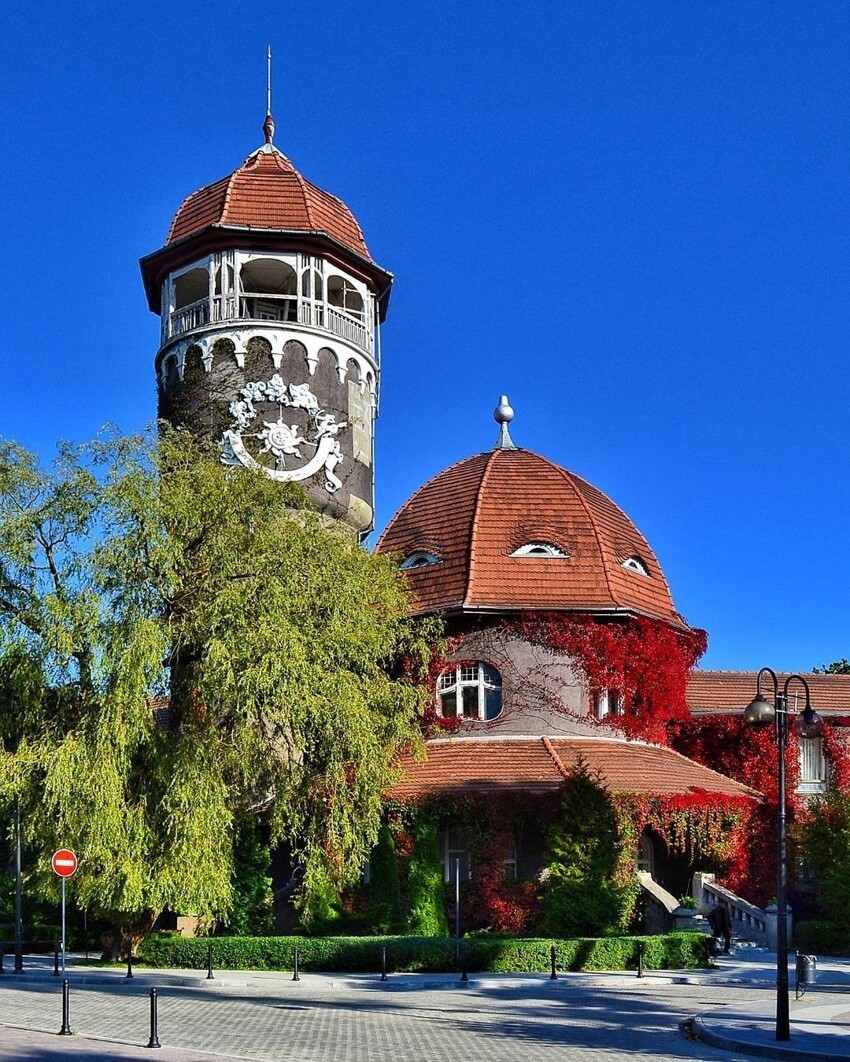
top-left (51, 849), bottom-right (78, 977)
top-left (61, 877), bottom-right (66, 977)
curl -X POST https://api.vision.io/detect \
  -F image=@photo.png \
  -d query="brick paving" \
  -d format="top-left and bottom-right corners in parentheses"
top-left (0, 976), bottom-right (770, 1061)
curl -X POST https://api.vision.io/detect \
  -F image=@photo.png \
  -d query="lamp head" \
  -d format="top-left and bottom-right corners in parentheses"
top-left (744, 693), bottom-right (776, 726)
top-left (793, 707), bottom-right (825, 739)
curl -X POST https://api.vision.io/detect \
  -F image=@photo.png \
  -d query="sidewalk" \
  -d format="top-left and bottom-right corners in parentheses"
top-left (1, 946), bottom-right (848, 1060)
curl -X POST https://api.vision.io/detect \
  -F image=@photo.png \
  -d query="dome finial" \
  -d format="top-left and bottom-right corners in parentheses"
top-left (493, 394), bottom-right (517, 450)
top-left (263, 45), bottom-right (275, 144)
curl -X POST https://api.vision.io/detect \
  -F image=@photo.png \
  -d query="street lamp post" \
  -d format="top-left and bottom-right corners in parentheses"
top-left (743, 667), bottom-right (824, 1043)
top-left (14, 800), bottom-right (22, 974)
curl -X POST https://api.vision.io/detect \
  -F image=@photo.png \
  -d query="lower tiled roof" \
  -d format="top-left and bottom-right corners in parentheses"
top-left (687, 670), bottom-right (850, 716)
top-left (390, 735), bottom-right (759, 799)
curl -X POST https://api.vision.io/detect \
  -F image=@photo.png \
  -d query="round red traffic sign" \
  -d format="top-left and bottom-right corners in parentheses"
top-left (51, 849), bottom-right (78, 878)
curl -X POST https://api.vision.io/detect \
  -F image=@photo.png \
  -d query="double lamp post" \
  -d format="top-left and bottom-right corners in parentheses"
top-left (743, 667), bottom-right (824, 1042)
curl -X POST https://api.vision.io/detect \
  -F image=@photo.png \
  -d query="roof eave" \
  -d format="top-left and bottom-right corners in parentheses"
top-left (403, 601), bottom-right (692, 631)
top-left (139, 225), bottom-right (394, 316)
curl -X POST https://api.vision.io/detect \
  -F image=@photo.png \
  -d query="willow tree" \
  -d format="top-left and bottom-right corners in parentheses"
top-left (0, 429), bottom-right (431, 954)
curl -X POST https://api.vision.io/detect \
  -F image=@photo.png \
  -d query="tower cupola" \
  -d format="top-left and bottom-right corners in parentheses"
top-left (140, 111), bottom-right (392, 536)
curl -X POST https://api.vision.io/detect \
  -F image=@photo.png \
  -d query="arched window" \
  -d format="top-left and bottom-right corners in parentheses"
top-left (510, 542), bottom-right (568, 558)
top-left (400, 551), bottom-right (439, 569)
top-left (636, 834), bottom-right (655, 876)
top-left (239, 258), bottom-right (297, 322)
top-left (173, 267), bottom-right (208, 310)
top-left (438, 664), bottom-right (502, 721)
top-left (300, 267), bottom-right (324, 301)
top-left (622, 555), bottom-right (650, 576)
top-left (327, 275), bottom-right (364, 321)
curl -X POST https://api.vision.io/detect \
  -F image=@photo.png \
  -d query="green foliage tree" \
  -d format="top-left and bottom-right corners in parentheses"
top-left (367, 824), bottom-right (403, 933)
top-left (813, 660), bottom-right (850, 675)
top-left (406, 814), bottom-right (449, 936)
top-left (795, 792), bottom-right (850, 928)
top-left (0, 429), bottom-right (434, 954)
top-left (542, 763), bottom-right (638, 937)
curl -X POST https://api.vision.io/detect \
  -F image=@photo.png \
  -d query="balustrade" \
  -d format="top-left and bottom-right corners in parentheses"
top-left (164, 293), bottom-right (373, 355)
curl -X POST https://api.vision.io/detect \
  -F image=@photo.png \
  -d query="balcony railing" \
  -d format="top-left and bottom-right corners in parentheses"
top-left (164, 292), bottom-right (373, 355)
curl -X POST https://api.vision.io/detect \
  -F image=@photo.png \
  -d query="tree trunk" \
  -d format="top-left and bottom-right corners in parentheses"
top-left (100, 910), bottom-right (158, 961)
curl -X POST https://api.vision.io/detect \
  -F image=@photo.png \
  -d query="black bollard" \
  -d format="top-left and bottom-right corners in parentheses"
top-left (206, 942), bottom-right (214, 981)
top-left (292, 947), bottom-right (300, 983)
top-left (637, 941), bottom-right (644, 979)
top-left (380, 945), bottom-right (388, 983)
top-left (0, 945), bottom-right (4, 976)
top-left (59, 978), bottom-right (72, 1035)
top-left (550, 945), bottom-right (558, 980)
top-left (460, 947), bottom-right (468, 983)
top-left (53, 948), bottom-right (60, 977)
top-left (146, 987), bottom-right (161, 1049)
top-left (126, 953), bottom-right (134, 980)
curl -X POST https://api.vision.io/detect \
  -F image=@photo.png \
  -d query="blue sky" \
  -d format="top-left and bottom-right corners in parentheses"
top-left (2, 1), bottom-right (849, 672)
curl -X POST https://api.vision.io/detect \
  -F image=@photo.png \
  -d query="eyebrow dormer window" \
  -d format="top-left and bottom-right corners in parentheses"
top-left (622, 556), bottom-right (650, 576)
top-left (510, 542), bottom-right (568, 558)
top-left (401, 551), bottom-right (439, 569)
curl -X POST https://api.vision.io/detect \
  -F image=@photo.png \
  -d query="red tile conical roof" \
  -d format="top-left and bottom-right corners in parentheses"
top-left (376, 448), bottom-right (683, 624)
top-left (166, 146), bottom-right (371, 260)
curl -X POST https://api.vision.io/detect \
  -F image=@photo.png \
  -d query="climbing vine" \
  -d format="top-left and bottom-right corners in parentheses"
top-left (512, 613), bottom-right (707, 744)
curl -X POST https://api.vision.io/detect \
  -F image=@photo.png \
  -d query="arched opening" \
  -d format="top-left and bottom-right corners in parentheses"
top-left (239, 258), bottom-right (297, 322)
top-left (173, 268), bottom-right (208, 310)
top-left (300, 267), bottom-right (323, 301)
top-left (327, 275), bottom-right (364, 321)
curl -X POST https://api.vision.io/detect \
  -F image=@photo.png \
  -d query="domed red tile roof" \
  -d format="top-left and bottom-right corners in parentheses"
top-left (166, 146), bottom-right (371, 260)
top-left (376, 448), bottom-right (684, 625)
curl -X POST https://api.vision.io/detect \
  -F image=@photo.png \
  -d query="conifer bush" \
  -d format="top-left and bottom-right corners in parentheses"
top-left (405, 815), bottom-right (449, 936)
top-left (367, 825), bottom-right (403, 932)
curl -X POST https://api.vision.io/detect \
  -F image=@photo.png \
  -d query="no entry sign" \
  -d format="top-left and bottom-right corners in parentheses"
top-left (51, 849), bottom-right (78, 878)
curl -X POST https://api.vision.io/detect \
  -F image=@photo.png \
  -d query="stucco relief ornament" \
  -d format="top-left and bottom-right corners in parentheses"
top-left (220, 375), bottom-right (347, 493)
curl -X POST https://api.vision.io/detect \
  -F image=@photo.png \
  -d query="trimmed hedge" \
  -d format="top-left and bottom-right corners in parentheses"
top-left (795, 920), bottom-right (850, 957)
top-left (137, 931), bottom-right (709, 973)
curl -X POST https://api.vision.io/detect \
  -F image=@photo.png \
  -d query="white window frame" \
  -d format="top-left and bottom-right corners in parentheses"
top-left (442, 829), bottom-right (471, 883)
top-left (592, 688), bottom-right (622, 719)
top-left (510, 542), bottom-right (568, 558)
top-left (400, 551), bottom-right (439, 569)
top-left (437, 663), bottom-right (502, 721)
top-left (797, 736), bottom-right (829, 795)
top-left (622, 555), bottom-right (650, 577)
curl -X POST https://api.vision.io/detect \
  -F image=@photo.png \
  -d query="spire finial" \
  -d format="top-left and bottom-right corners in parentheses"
top-left (493, 394), bottom-right (517, 450)
top-left (262, 46), bottom-right (275, 144)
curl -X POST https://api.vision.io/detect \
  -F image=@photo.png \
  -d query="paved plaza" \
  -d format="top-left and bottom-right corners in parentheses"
top-left (0, 950), bottom-right (848, 1061)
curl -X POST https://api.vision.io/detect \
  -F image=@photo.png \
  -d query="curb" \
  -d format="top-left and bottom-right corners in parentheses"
top-left (693, 1014), bottom-right (848, 1062)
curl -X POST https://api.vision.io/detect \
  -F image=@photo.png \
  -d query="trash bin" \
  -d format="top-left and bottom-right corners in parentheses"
top-left (796, 952), bottom-right (817, 996)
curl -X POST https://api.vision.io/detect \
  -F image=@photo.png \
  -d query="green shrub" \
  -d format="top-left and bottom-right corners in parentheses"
top-left (137, 931), bottom-right (709, 972)
top-left (367, 825), bottom-right (403, 933)
top-left (542, 763), bottom-right (638, 936)
top-left (795, 920), bottom-right (850, 956)
top-left (406, 816), bottom-right (449, 936)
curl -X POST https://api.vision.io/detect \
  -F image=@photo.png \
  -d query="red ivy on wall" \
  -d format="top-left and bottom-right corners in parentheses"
top-left (513, 613), bottom-right (707, 744)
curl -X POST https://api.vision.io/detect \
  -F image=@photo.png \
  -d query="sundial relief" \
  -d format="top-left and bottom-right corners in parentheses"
top-left (220, 374), bottom-right (347, 493)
